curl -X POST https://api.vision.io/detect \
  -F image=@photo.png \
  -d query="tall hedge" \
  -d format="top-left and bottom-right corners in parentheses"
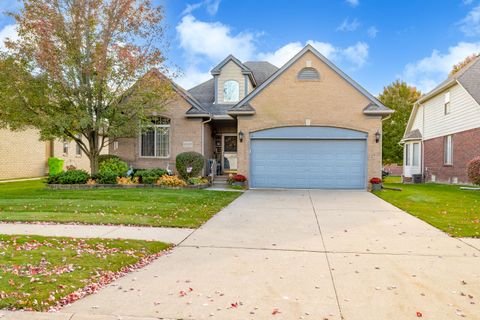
top-left (176, 152), bottom-right (205, 180)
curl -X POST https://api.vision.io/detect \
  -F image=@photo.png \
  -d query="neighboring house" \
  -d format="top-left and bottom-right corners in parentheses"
top-left (111, 45), bottom-right (393, 189)
top-left (0, 128), bottom-right (49, 180)
top-left (0, 127), bottom-right (102, 180)
top-left (402, 56), bottom-right (480, 184)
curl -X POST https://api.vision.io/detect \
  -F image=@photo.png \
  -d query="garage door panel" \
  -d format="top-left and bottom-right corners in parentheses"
top-left (251, 139), bottom-right (366, 189)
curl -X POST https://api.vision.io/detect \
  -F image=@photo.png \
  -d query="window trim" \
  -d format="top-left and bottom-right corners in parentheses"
top-left (405, 144), bottom-right (411, 166)
top-left (63, 139), bottom-right (69, 156)
top-left (223, 79), bottom-right (240, 103)
top-left (444, 134), bottom-right (453, 165)
top-left (139, 117), bottom-right (171, 159)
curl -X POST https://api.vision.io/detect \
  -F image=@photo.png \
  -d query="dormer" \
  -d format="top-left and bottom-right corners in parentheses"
top-left (211, 55), bottom-right (256, 104)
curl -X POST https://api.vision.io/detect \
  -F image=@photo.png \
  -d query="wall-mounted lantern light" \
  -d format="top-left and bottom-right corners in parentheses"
top-left (238, 131), bottom-right (244, 143)
top-left (375, 130), bottom-right (381, 143)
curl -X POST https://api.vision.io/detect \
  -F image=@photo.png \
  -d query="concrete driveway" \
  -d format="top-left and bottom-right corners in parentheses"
top-left (59, 190), bottom-right (479, 320)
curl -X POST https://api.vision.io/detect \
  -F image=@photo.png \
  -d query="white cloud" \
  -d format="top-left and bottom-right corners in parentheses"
top-left (175, 66), bottom-right (212, 89)
top-left (400, 42), bottom-right (480, 92)
top-left (367, 26), bottom-right (378, 38)
top-left (176, 15), bottom-right (257, 62)
top-left (337, 18), bottom-right (360, 32)
top-left (0, 24), bottom-right (18, 51)
top-left (182, 0), bottom-right (222, 16)
top-left (175, 15), bottom-right (369, 89)
top-left (463, 0), bottom-right (474, 5)
top-left (459, 5), bottom-right (480, 36)
top-left (258, 40), bottom-right (368, 69)
top-left (345, 0), bottom-right (359, 7)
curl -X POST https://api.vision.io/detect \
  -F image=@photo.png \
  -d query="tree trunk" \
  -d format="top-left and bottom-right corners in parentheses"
top-left (89, 152), bottom-right (99, 175)
top-left (88, 131), bottom-right (100, 175)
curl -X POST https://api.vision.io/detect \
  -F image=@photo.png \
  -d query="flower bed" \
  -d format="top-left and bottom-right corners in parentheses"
top-left (46, 182), bottom-right (210, 190)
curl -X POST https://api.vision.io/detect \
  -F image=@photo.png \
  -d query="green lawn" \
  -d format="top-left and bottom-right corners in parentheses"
top-left (374, 177), bottom-right (480, 237)
top-left (0, 234), bottom-right (169, 311)
top-left (0, 180), bottom-right (241, 228)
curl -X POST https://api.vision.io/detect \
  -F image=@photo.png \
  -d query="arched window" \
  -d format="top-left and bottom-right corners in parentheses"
top-left (140, 117), bottom-right (170, 157)
top-left (297, 67), bottom-right (320, 80)
top-left (223, 80), bottom-right (240, 102)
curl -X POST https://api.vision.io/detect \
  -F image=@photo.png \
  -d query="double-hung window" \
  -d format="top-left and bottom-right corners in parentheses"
top-left (444, 135), bottom-right (453, 165)
top-left (75, 134), bottom-right (82, 156)
top-left (140, 117), bottom-right (170, 157)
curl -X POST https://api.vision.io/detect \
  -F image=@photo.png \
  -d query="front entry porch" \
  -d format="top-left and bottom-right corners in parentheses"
top-left (207, 119), bottom-right (238, 175)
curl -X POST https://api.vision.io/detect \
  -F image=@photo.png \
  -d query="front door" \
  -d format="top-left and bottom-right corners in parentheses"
top-left (222, 134), bottom-right (238, 173)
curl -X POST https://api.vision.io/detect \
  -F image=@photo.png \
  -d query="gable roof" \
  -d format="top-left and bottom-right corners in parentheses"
top-left (210, 54), bottom-right (257, 86)
top-left (417, 55), bottom-right (480, 105)
top-left (403, 55), bottom-right (480, 140)
top-left (229, 44), bottom-right (393, 116)
top-left (147, 68), bottom-right (208, 115)
top-left (188, 61), bottom-right (278, 116)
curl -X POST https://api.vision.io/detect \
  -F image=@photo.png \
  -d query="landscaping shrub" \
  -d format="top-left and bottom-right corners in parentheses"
top-left (98, 154), bottom-right (121, 165)
top-left (116, 176), bottom-right (140, 185)
top-left (96, 172), bottom-right (118, 184)
top-left (467, 156), bottom-right (480, 185)
top-left (187, 177), bottom-right (209, 185)
top-left (56, 170), bottom-right (90, 184)
top-left (176, 152), bottom-right (205, 180)
top-left (156, 175), bottom-right (187, 187)
top-left (48, 157), bottom-right (64, 175)
top-left (46, 174), bottom-right (61, 184)
top-left (134, 168), bottom-right (168, 184)
top-left (99, 158), bottom-right (128, 177)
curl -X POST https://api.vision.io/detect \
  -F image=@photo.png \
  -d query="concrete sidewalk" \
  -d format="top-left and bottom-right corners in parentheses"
top-left (0, 223), bottom-right (194, 244)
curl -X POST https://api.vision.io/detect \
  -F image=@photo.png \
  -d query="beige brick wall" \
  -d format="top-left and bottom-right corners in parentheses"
top-left (52, 137), bottom-right (108, 173)
top-left (237, 51), bottom-right (383, 185)
top-left (110, 95), bottom-right (204, 172)
top-left (0, 128), bottom-right (48, 179)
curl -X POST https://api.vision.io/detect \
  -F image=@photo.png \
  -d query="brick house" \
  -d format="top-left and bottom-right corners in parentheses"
top-left (111, 45), bottom-right (393, 189)
top-left (402, 55), bottom-right (480, 184)
top-left (0, 128), bottom-right (103, 180)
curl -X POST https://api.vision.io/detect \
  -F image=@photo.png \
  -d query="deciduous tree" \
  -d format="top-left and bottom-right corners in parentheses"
top-left (379, 81), bottom-right (421, 165)
top-left (0, 0), bottom-right (173, 173)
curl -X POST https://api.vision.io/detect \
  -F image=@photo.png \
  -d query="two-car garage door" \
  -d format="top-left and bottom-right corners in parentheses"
top-left (250, 126), bottom-right (367, 189)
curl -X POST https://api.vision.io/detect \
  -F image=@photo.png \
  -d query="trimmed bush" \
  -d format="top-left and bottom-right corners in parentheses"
top-left (54, 170), bottom-right (90, 184)
top-left (98, 154), bottom-right (121, 165)
top-left (99, 158), bottom-right (128, 177)
top-left (134, 168), bottom-right (168, 184)
top-left (95, 172), bottom-right (118, 184)
top-left (176, 152), bottom-right (205, 180)
top-left (467, 156), bottom-right (480, 185)
top-left (48, 157), bottom-right (64, 175)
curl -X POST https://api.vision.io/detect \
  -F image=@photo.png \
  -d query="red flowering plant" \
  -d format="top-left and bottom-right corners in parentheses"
top-left (233, 174), bottom-right (247, 182)
top-left (228, 174), bottom-right (247, 184)
top-left (369, 177), bottom-right (382, 184)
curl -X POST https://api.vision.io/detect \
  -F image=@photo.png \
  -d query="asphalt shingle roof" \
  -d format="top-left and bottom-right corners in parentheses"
top-left (404, 129), bottom-right (422, 140)
top-left (187, 61), bottom-right (278, 115)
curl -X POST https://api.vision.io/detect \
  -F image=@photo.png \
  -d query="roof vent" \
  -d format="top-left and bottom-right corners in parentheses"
top-left (297, 67), bottom-right (320, 80)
